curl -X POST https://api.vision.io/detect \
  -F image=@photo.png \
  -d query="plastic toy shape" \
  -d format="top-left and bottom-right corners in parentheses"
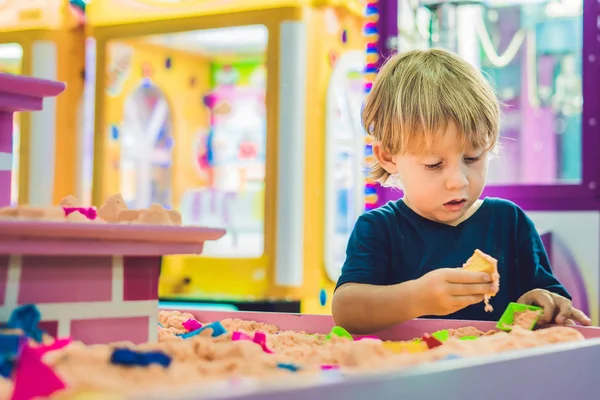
top-left (62, 207), bottom-right (97, 220)
top-left (432, 330), bottom-right (478, 342)
top-left (431, 330), bottom-right (449, 342)
top-left (7, 304), bottom-right (44, 343)
top-left (11, 339), bottom-right (71, 400)
top-left (420, 333), bottom-right (443, 349)
top-left (497, 302), bottom-right (544, 332)
top-left (0, 333), bottom-right (27, 378)
top-left (182, 318), bottom-right (203, 332)
top-left (231, 331), bottom-right (273, 353)
top-left (110, 348), bottom-right (171, 368)
top-left (179, 321), bottom-right (226, 339)
top-left (325, 326), bottom-right (353, 341)
top-left (320, 364), bottom-right (340, 370)
top-left (381, 341), bottom-right (429, 354)
top-left (276, 363), bottom-right (300, 372)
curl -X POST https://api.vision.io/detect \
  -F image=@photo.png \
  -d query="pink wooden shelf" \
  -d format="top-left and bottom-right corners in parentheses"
top-left (0, 220), bottom-right (225, 256)
top-left (0, 73), bottom-right (66, 208)
top-left (0, 73), bottom-right (66, 112)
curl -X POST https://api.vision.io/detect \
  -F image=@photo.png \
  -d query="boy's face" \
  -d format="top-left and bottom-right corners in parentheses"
top-left (375, 123), bottom-right (489, 226)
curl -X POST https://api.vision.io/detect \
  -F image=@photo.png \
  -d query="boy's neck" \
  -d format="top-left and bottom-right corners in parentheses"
top-left (450, 199), bottom-right (484, 226)
top-left (401, 197), bottom-right (484, 226)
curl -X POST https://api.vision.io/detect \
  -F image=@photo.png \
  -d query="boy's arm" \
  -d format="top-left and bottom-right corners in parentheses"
top-left (331, 213), bottom-right (425, 334)
top-left (332, 281), bottom-right (423, 334)
top-left (517, 211), bottom-right (571, 299)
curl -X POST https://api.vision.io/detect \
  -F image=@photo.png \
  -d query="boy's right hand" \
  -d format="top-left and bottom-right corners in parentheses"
top-left (413, 268), bottom-right (497, 316)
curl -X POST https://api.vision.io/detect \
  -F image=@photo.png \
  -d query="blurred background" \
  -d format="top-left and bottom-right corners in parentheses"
top-left (1, 0), bottom-right (597, 322)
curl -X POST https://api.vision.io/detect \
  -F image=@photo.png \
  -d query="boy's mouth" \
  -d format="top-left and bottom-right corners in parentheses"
top-left (443, 198), bottom-right (467, 211)
top-left (445, 199), bottom-right (466, 205)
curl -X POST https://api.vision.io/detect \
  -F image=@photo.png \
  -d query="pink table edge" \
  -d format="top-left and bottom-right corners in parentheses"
top-left (162, 309), bottom-right (600, 340)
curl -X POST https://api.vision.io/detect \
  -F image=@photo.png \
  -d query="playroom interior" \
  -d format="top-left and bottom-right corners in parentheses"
top-left (0, 0), bottom-right (600, 398)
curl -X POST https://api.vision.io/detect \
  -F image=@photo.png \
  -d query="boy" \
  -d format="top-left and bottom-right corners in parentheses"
top-left (332, 49), bottom-right (591, 334)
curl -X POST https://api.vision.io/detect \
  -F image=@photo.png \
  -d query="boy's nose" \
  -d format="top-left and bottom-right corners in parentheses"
top-left (445, 168), bottom-right (469, 190)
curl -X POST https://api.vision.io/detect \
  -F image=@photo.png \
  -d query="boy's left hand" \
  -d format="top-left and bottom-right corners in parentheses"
top-left (517, 289), bottom-right (591, 326)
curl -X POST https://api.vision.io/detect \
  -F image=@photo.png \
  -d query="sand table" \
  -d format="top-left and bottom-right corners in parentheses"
top-left (0, 310), bottom-right (580, 399)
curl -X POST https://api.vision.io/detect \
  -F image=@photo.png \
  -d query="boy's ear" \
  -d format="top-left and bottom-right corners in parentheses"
top-left (372, 142), bottom-right (399, 175)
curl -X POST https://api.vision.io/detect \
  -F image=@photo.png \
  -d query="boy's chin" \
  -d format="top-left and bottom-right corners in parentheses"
top-left (431, 209), bottom-right (468, 225)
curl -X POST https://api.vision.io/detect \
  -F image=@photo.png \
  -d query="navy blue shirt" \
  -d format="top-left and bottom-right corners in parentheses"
top-left (335, 197), bottom-right (570, 322)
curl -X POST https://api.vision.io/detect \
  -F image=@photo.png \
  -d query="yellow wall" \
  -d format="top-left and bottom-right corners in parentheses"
top-left (102, 39), bottom-right (211, 207)
top-left (53, 28), bottom-right (86, 204)
top-left (299, 6), bottom-right (366, 314)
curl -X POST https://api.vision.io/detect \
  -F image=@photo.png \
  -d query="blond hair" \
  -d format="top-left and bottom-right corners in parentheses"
top-left (362, 48), bottom-right (501, 183)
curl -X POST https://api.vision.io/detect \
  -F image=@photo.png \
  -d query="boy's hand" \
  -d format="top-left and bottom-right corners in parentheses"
top-left (415, 268), bottom-right (498, 316)
top-left (517, 289), bottom-right (591, 326)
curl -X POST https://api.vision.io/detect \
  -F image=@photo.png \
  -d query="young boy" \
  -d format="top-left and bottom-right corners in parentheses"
top-left (332, 49), bottom-right (591, 334)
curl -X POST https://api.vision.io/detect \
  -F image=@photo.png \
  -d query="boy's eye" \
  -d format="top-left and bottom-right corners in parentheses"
top-left (424, 162), bottom-right (442, 170)
top-left (464, 156), bottom-right (481, 164)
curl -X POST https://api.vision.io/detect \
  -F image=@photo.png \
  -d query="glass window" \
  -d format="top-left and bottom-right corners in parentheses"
top-left (398, 0), bottom-right (583, 185)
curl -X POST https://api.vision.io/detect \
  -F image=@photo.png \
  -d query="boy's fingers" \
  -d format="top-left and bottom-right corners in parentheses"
top-left (570, 308), bottom-right (592, 326)
top-left (520, 292), bottom-right (554, 324)
top-left (445, 269), bottom-right (491, 284)
top-left (554, 298), bottom-right (573, 324)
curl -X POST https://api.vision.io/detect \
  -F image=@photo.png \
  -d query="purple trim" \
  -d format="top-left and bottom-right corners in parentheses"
top-left (375, 3), bottom-right (600, 212)
top-left (481, 186), bottom-right (599, 211)
top-left (377, 0), bottom-right (398, 65)
top-left (373, 0), bottom-right (399, 207)
top-left (376, 187), bottom-right (599, 211)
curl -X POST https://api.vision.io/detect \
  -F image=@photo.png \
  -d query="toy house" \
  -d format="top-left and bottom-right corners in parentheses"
top-left (0, 73), bottom-right (225, 344)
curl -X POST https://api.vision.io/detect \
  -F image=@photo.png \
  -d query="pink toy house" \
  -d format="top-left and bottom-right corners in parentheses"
top-left (0, 73), bottom-right (225, 344)
top-left (0, 73), bottom-right (66, 208)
